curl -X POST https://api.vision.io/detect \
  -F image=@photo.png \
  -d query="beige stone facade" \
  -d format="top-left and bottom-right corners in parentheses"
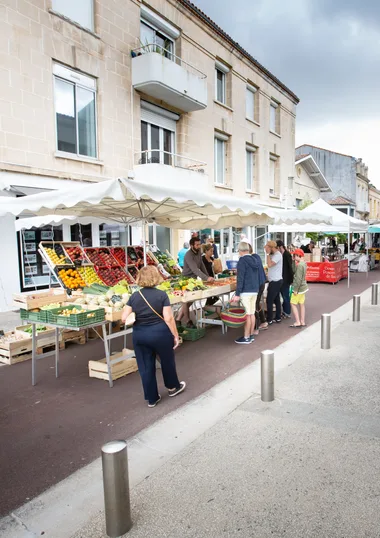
top-left (0, 0), bottom-right (300, 306)
top-left (1, 0), bottom-right (298, 195)
top-left (369, 184), bottom-right (380, 221)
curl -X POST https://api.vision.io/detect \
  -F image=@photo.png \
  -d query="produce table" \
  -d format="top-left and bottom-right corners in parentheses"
top-left (306, 259), bottom-right (348, 284)
top-left (29, 320), bottom-right (133, 388)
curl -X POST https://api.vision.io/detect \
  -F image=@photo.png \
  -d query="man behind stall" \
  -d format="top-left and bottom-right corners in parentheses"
top-left (178, 237), bottom-right (214, 327)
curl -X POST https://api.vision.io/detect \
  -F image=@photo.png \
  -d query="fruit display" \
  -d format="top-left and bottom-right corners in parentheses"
top-left (64, 245), bottom-right (91, 265)
top-left (85, 248), bottom-right (118, 267)
top-left (59, 307), bottom-right (86, 316)
top-left (43, 244), bottom-right (72, 266)
top-left (127, 247), bottom-right (139, 264)
top-left (174, 277), bottom-right (207, 291)
top-left (111, 247), bottom-right (126, 266)
top-left (127, 266), bottom-right (139, 282)
top-left (134, 246), bottom-right (155, 266)
top-left (97, 267), bottom-right (128, 287)
top-left (57, 268), bottom-right (86, 290)
top-left (153, 249), bottom-right (181, 276)
top-left (78, 266), bottom-right (104, 286)
top-left (40, 303), bottom-right (61, 310)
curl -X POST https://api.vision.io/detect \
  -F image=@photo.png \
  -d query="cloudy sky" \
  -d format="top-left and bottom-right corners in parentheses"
top-left (193, 0), bottom-right (380, 188)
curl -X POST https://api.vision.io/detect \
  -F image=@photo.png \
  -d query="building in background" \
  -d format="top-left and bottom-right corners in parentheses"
top-left (369, 184), bottom-right (380, 222)
top-left (0, 0), bottom-right (299, 308)
top-left (293, 154), bottom-right (331, 208)
top-left (296, 145), bottom-right (369, 220)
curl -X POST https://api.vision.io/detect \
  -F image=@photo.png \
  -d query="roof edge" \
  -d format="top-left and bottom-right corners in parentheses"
top-left (178, 0), bottom-right (300, 104)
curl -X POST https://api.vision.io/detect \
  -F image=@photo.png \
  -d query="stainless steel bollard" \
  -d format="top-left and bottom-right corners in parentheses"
top-left (102, 440), bottom-right (132, 537)
top-left (261, 350), bottom-right (274, 402)
top-left (321, 314), bottom-right (331, 349)
top-left (371, 283), bottom-right (379, 306)
top-left (353, 295), bottom-right (361, 322)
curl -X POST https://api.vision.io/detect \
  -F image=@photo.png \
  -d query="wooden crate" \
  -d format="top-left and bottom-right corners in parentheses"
top-left (89, 349), bottom-right (137, 381)
top-left (13, 289), bottom-right (67, 310)
top-left (59, 329), bottom-right (86, 350)
top-left (0, 328), bottom-right (57, 365)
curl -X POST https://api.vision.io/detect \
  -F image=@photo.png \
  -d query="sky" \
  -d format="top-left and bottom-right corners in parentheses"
top-left (193, 0), bottom-right (380, 188)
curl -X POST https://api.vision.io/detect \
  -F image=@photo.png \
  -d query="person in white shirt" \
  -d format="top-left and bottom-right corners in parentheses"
top-left (264, 240), bottom-right (283, 325)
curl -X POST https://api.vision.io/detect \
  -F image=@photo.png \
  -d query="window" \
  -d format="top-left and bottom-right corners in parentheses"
top-left (269, 155), bottom-right (278, 195)
top-left (246, 86), bottom-right (256, 121)
top-left (215, 60), bottom-right (229, 104)
top-left (140, 102), bottom-right (178, 165)
top-left (295, 198), bottom-right (302, 209)
top-left (215, 69), bottom-right (226, 104)
top-left (54, 64), bottom-right (97, 159)
top-left (246, 148), bottom-right (256, 192)
top-left (140, 21), bottom-right (174, 58)
top-left (270, 101), bottom-right (279, 134)
top-left (214, 134), bottom-right (228, 185)
top-left (52, 0), bottom-right (94, 31)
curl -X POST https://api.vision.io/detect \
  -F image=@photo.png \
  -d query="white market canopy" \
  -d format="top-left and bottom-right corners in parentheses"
top-left (0, 177), bottom-right (333, 230)
top-left (269, 198), bottom-right (368, 234)
top-left (15, 215), bottom-right (117, 232)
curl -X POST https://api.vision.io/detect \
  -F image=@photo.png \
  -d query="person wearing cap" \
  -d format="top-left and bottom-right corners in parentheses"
top-left (290, 249), bottom-right (308, 328)
top-left (264, 240), bottom-right (283, 325)
top-left (276, 240), bottom-right (294, 319)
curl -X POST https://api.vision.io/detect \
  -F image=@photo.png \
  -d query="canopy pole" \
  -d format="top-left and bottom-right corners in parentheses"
top-left (366, 232), bottom-right (369, 279)
top-left (143, 222), bottom-right (147, 267)
top-left (347, 224), bottom-right (350, 289)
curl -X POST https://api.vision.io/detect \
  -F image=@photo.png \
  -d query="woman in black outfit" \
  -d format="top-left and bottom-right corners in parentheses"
top-left (121, 266), bottom-right (186, 408)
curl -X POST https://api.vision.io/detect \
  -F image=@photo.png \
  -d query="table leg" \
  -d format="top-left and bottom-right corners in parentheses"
top-left (103, 324), bottom-right (113, 388)
top-left (32, 322), bottom-right (36, 386)
top-left (55, 327), bottom-right (60, 378)
top-left (108, 322), bottom-right (112, 354)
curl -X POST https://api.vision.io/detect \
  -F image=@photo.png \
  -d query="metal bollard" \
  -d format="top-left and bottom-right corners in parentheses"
top-left (353, 295), bottom-right (361, 322)
top-left (371, 283), bottom-right (379, 306)
top-left (321, 314), bottom-right (331, 350)
top-left (261, 350), bottom-right (274, 402)
top-left (102, 440), bottom-right (132, 537)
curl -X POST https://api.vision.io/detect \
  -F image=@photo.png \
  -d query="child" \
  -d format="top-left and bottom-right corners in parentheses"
top-left (290, 248), bottom-right (308, 328)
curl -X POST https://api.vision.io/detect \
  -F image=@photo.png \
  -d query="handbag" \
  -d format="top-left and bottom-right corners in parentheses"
top-left (289, 285), bottom-right (293, 300)
top-left (220, 295), bottom-right (247, 328)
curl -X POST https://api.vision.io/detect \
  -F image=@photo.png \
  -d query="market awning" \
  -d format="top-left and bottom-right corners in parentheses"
top-left (0, 177), bottom-right (333, 229)
top-left (15, 215), bottom-right (118, 232)
top-left (269, 198), bottom-right (368, 233)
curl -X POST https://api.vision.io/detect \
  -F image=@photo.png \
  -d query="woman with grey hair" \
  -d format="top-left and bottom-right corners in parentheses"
top-left (231, 241), bottom-right (261, 344)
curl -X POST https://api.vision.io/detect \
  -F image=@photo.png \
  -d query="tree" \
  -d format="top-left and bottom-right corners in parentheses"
top-left (298, 195), bottom-right (312, 211)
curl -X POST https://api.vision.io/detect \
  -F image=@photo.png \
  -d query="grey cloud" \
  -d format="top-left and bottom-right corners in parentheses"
top-left (191, 0), bottom-right (380, 127)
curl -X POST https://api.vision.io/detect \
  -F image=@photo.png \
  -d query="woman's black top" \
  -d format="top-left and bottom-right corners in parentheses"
top-left (202, 255), bottom-right (214, 278)
top-left (127, 288), bottom-right (169, 326)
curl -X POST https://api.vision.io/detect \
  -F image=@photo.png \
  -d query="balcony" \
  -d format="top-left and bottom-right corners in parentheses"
top-left (133, 150), bottom-right (209, 191)
top-left (131, 45), bottom-right (208, 113)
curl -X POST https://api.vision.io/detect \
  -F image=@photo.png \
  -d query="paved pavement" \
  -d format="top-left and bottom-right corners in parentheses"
top-left (0, 272), bottom-right (378, 516)
top-left (0, 277), bottom-right (379, 537)
top-left (73, 291), bottom-right (380, 538)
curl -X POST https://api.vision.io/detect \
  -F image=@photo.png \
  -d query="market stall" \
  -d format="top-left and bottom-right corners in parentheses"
top-left (269, 198), bottom-right (368, 287)
top-left (0, 178), bottom-right (333, 387)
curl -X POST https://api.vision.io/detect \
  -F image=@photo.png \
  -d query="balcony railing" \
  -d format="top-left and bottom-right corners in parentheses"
top-left (132, 44), bottom-right (207, 80)
top-left (134, 150), bottom-right (207, 173)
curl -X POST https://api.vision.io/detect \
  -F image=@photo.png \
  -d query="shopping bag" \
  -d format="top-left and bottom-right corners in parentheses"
top-left (213, 258), bottom-right (223, 274)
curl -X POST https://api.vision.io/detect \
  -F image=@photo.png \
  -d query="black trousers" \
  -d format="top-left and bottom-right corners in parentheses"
top-left (255, 283), bottom-right (266, 329)
top-left (266, 279), bottom-right (283, 323)
top-left (133, 323), bottom-right (180, 405)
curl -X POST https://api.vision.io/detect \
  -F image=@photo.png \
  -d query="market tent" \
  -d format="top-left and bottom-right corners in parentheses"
top-left (15, 215), bottom-right (116, 231)
top-left (269, 198), bottom-right (368, 234)
top-left (368, 224), bottom-right (380, 233)
top-left (0, 177), bottom-right (332, 229)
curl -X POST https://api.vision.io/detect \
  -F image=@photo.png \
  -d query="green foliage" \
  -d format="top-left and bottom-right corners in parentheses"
top-left (306, 232), bottom-right (319, 242)
top-left (298, 196), bottom-right (313, 210)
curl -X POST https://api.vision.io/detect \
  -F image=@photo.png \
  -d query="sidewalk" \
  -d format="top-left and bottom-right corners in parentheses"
top-left (1, 283), bottom-right (379, 538)
top-left (72, 291), bottom-right (380, 538)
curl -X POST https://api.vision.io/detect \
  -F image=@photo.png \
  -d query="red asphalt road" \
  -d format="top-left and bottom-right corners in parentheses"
top-left (0, 271), bottom-right (379, 517)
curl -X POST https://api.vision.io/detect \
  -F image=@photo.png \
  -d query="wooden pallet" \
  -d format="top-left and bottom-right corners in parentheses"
top-left (59, 329), bottom-right (86, 350)
top-left (89, 349), bottom-right (137, 381)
